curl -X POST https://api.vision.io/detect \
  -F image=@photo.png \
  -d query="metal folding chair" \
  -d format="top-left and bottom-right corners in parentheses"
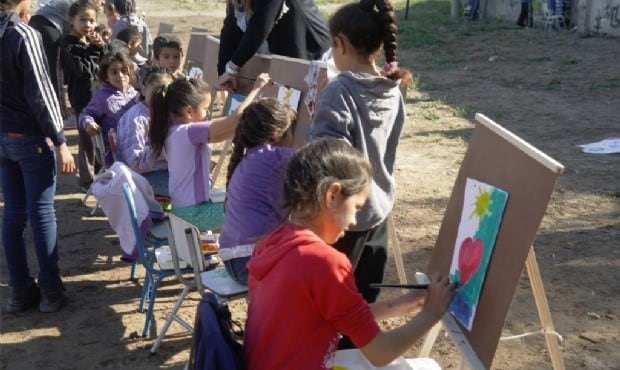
top-left (122, 182), bottom-right (193, 338)
top-left (149, 213), bottom-right (247, 354)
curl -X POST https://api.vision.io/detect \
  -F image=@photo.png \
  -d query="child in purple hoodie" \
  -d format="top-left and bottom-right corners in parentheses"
top-left (80, 51), bottom-right (139, 166)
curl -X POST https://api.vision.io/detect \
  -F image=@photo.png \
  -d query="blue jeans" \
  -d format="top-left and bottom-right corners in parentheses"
top-left (224, 257), bottom-right (250, 286)
top-left (142, 170), bottom-right (169, 197)
top-left (0, 134), bottom-right (61, 289)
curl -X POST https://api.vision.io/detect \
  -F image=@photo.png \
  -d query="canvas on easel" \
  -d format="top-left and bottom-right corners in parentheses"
top-left (448, 178), bottom-right (509, 331)
top-left (420, 113), bottom-right (565, 369)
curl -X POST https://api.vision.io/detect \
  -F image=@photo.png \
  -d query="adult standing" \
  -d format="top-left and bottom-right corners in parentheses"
top-left (217, 0), bottom-right (330, 91)
top-left (28, 0), bottom-right (104, 102)
top-left (1, 0), bottom-right (76, 313)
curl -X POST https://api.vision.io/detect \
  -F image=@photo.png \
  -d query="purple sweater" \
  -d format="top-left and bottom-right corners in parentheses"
top-left (218, 144), bottom-right (295, 261)
top-left (116, 102), bottom-right (167, 173)
top-left (79, 82), bottom-right (139, 164)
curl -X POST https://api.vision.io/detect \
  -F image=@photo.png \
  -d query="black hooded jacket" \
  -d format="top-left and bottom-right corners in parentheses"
top-left (0, 12), bottom-right (65, 145)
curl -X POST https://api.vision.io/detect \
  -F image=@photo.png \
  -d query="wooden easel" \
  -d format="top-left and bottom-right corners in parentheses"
top-left (416, 113), bottom-right (566, 369)
top-left (417, 246), bottom-right (565, 369)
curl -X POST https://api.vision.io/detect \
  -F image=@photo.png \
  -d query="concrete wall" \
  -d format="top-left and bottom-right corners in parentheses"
top-left (483, 0), bottom-right (620, 37)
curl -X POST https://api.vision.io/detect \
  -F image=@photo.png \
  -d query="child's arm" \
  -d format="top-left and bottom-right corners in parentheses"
top-left (360, 274), bottom-right (454, 367)
top-left (79, 95), bottom-right (103, 136)
top-left (207, 73), bottom-right (271, 143)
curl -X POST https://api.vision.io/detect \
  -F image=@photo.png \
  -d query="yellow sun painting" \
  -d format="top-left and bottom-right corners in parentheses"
top-left (470, 186), bottom-right (492, 219)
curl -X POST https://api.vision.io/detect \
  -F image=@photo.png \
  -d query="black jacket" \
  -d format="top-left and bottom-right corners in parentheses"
top-left (218, 0), bottom-right (330, 75)
top-left (0, 12), bottom-right (65, 145)
top-left (59, 34), bottom-right (105, 112)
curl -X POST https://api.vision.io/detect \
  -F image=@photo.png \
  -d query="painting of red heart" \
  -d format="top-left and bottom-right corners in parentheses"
top-left (448, 178), bottom-right (509, 330)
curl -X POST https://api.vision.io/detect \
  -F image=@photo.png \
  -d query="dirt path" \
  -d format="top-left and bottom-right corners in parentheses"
top-left (0, 4), bottom-right (618, 370)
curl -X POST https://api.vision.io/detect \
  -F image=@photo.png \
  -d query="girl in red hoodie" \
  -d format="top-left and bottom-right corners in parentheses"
top-left (244, 139), bottom-right (455, 369)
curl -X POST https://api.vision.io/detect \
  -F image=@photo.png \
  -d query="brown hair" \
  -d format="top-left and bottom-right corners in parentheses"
top-left (283, 139), bottom-right (373, 219)
top-left (226, 98), bottom-right (296, 190)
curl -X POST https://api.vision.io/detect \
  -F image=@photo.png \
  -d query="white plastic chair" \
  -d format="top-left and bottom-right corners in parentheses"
top-left (150, 213), bottom-right (247, 354)
top-left (540, 2), bottom-right (566, 31)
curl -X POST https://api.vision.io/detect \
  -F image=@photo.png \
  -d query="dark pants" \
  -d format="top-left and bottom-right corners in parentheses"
top-left (334, 217), bottom-right (389, 350)
top-left (517, 2), bottom-right (533, 27)
top-left (333, 217), bottom-right (389, 303)
top-left (75, 108), bottom-right (96, 188)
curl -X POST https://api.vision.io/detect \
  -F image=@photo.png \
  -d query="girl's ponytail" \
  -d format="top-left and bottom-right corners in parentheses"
top-left (225, 98), bottom-right (296, 190)
top-left (149, 85), bottom-right (170, 156)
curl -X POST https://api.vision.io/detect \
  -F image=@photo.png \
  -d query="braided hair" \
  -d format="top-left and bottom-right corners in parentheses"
top-left (329, 0), bottom-right (411, 84)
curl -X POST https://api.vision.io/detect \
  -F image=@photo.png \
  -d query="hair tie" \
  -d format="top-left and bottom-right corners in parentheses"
top-left (381, 61), bottom-right (398, 76)
top-left (162, 83), bottom-right (170, 96)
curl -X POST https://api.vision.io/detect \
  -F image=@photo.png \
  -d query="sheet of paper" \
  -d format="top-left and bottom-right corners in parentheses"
top-left (578, 137), bottom-right (620, 154)
top-left (448, 178), bottom-right (509, 331)
top-left (226, 93), bottom-right (246, 116)
top-left (276, 85), bottom-right (301, 112)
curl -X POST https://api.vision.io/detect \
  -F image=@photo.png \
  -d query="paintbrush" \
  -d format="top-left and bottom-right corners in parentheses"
top-left (369, 283), bottom-right (429, 290)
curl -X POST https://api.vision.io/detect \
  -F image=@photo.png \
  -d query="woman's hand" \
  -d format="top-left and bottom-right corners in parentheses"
top-left (217, 72), bottom-right (237, 91)
top-left (56, 143), bottom-right (76, 174)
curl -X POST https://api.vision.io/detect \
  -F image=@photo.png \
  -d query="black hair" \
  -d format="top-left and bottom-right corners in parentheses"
top-left (153, 33), bottom-right (183, 59)
top-left (226, 98), bottom-right (296, 189)
top-left (97, 51), bottom-right (134, 82)
top-left (68, 0), bottom-right (99, 19)
top-left (135, 65), bottom-right (172, 100)
top-left (113, 0), bottom-right (135, 16)
top-left (329, 0), bottom-right (411, 83)
top-left (116, 25), bottom-right (141, 44)
top-left (94, 24), bottom-right (112, 40)
top-left (149, 78), bottom-right (209, 156)
top-left (107, 39), bottom-right (129, 55)
top-left (283, 139), bottom-right (372, 219)
top-left (0, 0), bottom-right (23, 12)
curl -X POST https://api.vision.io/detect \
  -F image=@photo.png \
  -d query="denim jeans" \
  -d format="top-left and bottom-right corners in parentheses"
top-left (142, 170), bottom-right (170, 197)
top-left (224, 257), bottom-right (250, 286)
top-left (0, 134), bottom-right (61, 289)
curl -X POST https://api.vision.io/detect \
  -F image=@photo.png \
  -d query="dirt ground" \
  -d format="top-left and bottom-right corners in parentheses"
top-left (1, 2), bottom-right (618, 370)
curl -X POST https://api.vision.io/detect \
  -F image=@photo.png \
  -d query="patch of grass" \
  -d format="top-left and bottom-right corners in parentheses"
top-left (588, 79), bottom-right (620, 90)
top-left (559, 58), bottom-right (581, 65)
top-left (545, 77), bottom-right (562, 90)
top-left (453, 105), bottom-right (471, 118)
top-left (527, 56), bottom-right (552, 62)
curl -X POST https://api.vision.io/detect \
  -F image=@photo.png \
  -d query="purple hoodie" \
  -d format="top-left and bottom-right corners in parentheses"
top-left (79, 82), bottom-right (139, 164)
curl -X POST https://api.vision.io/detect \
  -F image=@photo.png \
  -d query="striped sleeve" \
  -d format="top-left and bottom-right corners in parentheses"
top-left (16, 22), bottom-right (65, 145)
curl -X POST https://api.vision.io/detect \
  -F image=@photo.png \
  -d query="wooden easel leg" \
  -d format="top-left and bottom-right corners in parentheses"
top-left (418, 321), bottom-right (442, 357)
top-left (525, 247), bottom-right (566, 370)
top-left (387, 214), bottom-right (408, 284)
top-left (210, 138), bottom-right (233, 187)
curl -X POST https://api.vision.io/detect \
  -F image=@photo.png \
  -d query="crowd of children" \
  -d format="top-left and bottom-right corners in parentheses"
top-left (2, 0), bottom-right (457, 367)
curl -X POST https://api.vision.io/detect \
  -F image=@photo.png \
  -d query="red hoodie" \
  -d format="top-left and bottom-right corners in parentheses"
top-left (245, 222), bottom-right (380, 369)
